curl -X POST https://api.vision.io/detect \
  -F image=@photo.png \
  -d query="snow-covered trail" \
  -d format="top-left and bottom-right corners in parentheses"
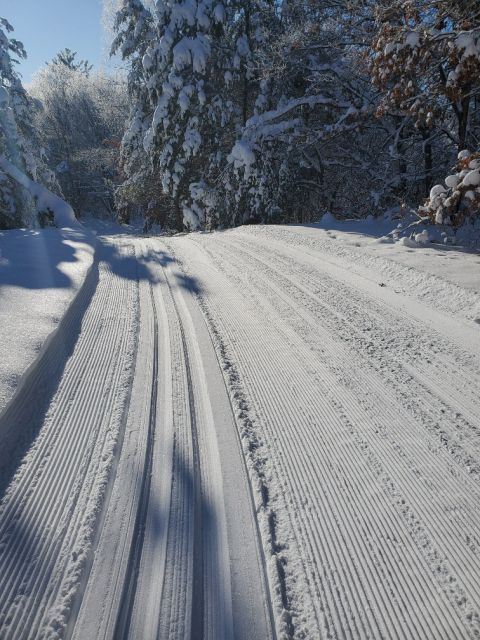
top-left (166, 226), bottom-right (480, 639)
top-left (0, 225), bottom-right (479, 639)
top-left (0, 237), bottom-right (138, 638)
top-left (74, 239), bottom-right (272, 640)
top-left (0, 234), bottom-right (272, 640)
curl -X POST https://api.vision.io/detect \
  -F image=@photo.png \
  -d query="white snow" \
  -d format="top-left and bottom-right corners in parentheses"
top-left (228, 140), bottom-right (256, 171)
top-left (0, 156), bottom-right (79, 228)
top-left (182, 126), bottom-right (202, 156)
top-left (172, 35), bottom-right (210, 73)
top-left (167, 224), bottom-right (480, 638)
top-left (414, 229), bottom-right (430, 245)
top-left (0, 227), bottom-right (95, 414)
top-left (429, 184), bottom-right (446, 198)
top-left (172, 38), bottom-right (192, 70)
top-left (1, 220), bottom-right (480, 640)
top-left (236, 35), bottom-right (250, 57)
top-left (462, 169), bottom-right (480, 187)
top-left (455, 31), bottom-right (480, 59)
top-left (397, 235), bottom-right (418, 247)
top-left (445, 174), bottom-right (459, 188)
top-left (303, 214), bottom-right (480, 295)
top-left (405, 31), bottom-right (420, 47)
top-left (213, 3), bottom-right (225, 23)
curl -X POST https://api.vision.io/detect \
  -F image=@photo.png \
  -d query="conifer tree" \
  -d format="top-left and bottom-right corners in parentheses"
top-left (0, 17), bottom-right (59, 227)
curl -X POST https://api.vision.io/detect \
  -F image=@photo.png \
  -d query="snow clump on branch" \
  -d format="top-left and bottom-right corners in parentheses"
top-left (419, 150), bottom-right (480, 226)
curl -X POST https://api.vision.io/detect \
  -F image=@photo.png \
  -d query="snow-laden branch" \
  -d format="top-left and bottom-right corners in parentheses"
top-left (228, 94), bottom-right (355, 173)
top-left (246, 94), bottom-right (352, 130)
top-left (0, 156), bottom-right (80, 228)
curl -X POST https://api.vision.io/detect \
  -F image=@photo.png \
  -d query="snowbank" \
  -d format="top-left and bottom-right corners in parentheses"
top-left (0, 155), bottom-right (80, 228)
top-left (0, 227), bottom-right (95, 413)
top-left (291, 213), bottom-right (480, 297)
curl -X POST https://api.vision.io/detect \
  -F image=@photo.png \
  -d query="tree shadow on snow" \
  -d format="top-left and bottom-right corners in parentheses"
top-left (0, 258), bottom-right (100, 498)
top-left (0, 229), bottom-right (84, 290)
top-left (0, 238), bottom-right (226, 637)
top-left (98, 240), bottom-right (203, 295)
top-left (115, 443), bottom-right (220, 639)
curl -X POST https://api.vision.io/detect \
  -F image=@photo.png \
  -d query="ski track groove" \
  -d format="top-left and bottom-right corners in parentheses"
top-left (155, 264), bottom-right (196, 640)
top-left (124, 251), bottom-right (206, 640)
top-left (163, 239), bottom-right (279, 640)
top-left (170, 255), bottom-right (279, 640)
top-left (173, 230), bottom-right (480, 639)
top-left (0, 240), bottom-right (137, 639)
top-left (162, 240), bottom-right (295, 639)
top-left (113, 278), bottom-right (159, 640)
top-left (162, 264), bottom-right (205, 640)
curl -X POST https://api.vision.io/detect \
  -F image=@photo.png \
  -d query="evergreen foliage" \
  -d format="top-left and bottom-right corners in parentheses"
top-left (2, 2), bottom-right (480, 230)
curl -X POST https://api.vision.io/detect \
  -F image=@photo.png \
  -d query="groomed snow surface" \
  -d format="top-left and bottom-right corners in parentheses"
top-left (0, 227), bottom-right (95, 412)
top-left (0, 222), bottom-right (480, 639)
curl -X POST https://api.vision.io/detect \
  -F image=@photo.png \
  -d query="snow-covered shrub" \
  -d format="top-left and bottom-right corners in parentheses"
top-left (419, 150), bottom-right (480, 226)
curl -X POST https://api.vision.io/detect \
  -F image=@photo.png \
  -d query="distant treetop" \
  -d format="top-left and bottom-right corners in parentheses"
top-left (49, 48), bottom-right (92, 75)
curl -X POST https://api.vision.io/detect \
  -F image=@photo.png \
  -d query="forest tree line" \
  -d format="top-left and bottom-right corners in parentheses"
top-left (1, 0), bottom-right (480, 231)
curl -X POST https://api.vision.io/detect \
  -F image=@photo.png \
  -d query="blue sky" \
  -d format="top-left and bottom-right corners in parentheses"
top-left (0, 0), bottom-right (110, 82)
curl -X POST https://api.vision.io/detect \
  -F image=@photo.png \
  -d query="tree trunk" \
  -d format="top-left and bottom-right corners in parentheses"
top-left (242, 7), bottom-right (251, 125)
top-left (174, 192), bottom-right (183, 231)
top-left (422, 129), bottom-right (433, 197)
top-left (396, 118), bottom-right (407, 197)
top-left (458, 92), bottom-right (471, 152)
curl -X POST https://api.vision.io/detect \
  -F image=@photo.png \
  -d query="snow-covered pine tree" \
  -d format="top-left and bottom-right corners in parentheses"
top-left (111, 0), bottom-right (157, 224)
top-left (213, 0), bottom-right (281, 226)
top-left (113, 0), bottom-right (251, 229)
top-left (140, 0), bottom-right (235, 229)
top-left (0, 17), bottom-right (60, 228)
top-left (0, 17), bottom-right (34, 226)
top-left (50, 48), bottom-right (93, 75)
